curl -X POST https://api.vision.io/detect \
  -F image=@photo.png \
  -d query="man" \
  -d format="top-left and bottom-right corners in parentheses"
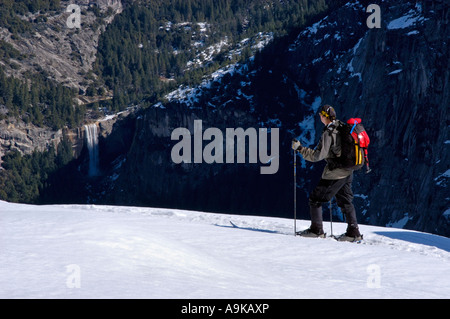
top-left (292, 105), bottom-right (362, 242)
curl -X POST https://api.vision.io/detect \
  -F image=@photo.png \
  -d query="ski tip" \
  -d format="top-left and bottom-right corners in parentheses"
top-left (230, 221), bottom-right (238, 228)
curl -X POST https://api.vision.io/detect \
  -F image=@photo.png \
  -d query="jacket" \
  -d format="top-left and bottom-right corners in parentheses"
top-left (298, 120), bottom-right (353, 180)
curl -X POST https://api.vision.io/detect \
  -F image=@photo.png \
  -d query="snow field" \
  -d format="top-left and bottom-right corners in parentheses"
top-left (1, 201), bottom-right (449, 299)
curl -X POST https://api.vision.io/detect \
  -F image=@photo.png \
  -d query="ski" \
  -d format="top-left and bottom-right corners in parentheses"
top-left (228, 221), bottom-right (282, 235)
top-left (330, 234), bottom-right (364, 243)
top-left (230, 221), bottom-right (238, 228)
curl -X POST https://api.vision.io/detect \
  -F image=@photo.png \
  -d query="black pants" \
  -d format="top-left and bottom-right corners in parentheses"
top-left (308, 174), bottom-right (358, 233)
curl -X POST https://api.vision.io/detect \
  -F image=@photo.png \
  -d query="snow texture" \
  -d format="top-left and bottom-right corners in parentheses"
top-left (164, 62), bottom-right (247, 108)
top-left (387, 8), bottom-right (427, 30)
top-left (388, 69), bottom-right (403, 75)
top-left (1, 201), bottom-right (449, 299)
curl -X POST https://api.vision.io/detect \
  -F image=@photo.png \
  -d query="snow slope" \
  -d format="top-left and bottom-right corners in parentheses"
top-left (1, 201), bottom-right (449, 299)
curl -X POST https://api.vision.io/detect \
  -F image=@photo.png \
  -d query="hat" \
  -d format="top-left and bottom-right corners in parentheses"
top-left (319, 104), bottom-right (336, 120)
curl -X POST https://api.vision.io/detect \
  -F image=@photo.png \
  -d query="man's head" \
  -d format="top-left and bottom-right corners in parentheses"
top-left (319, 105), bottom-right (336, 125)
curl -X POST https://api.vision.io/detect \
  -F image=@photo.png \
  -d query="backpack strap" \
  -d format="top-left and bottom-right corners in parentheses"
top-left (350, 120), bottom-right (358, 134)
top-left (324, 120), bottom-right (338, 133)
top-left (347, 118), bottom-right (361, 133)
top-left (326, 120), bottom-right (341, 158)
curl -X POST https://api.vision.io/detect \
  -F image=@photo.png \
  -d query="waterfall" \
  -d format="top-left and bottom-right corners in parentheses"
top-left (85, 124), bottom-right (100, 177)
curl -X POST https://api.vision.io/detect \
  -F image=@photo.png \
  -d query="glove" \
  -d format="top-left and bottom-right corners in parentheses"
top-left (292, 139), bottom-right (302, 151)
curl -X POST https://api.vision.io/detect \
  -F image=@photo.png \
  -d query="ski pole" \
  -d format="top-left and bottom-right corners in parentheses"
top-left (294, 149), bottom-right (297, 236)
top-left (329, 200), bottom-right (333, 237)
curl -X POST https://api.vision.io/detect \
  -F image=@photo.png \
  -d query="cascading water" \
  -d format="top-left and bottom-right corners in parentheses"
top-left (84, 124), bottom-right (100, 177)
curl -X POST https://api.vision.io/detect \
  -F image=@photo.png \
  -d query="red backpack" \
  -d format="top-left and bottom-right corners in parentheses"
top-left (331, 118), bottom-right (371, 173)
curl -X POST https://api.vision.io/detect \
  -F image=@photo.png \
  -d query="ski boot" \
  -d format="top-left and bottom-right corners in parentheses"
top-left (296, 227), bottom-right (326, 238)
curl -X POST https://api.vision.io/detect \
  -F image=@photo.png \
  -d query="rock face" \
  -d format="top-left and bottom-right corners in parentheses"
top-left (314, 1), bottom-right (449, 236)
top-left (107, 105), bottom-right (283, 215)
top-left (0, 118), bottom-right (101, 166)
top-left (0, 1), bottom-right (124, 163)
top-left (0, 0), bottom-right (123, 92)
top-left (0, 120), bottom-right (64, 161)
top-left (104, 0), bottom-right (449, 236)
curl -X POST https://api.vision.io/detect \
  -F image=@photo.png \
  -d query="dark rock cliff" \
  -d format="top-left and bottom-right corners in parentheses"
top-left (315, 0), bottom-right (450, 236)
